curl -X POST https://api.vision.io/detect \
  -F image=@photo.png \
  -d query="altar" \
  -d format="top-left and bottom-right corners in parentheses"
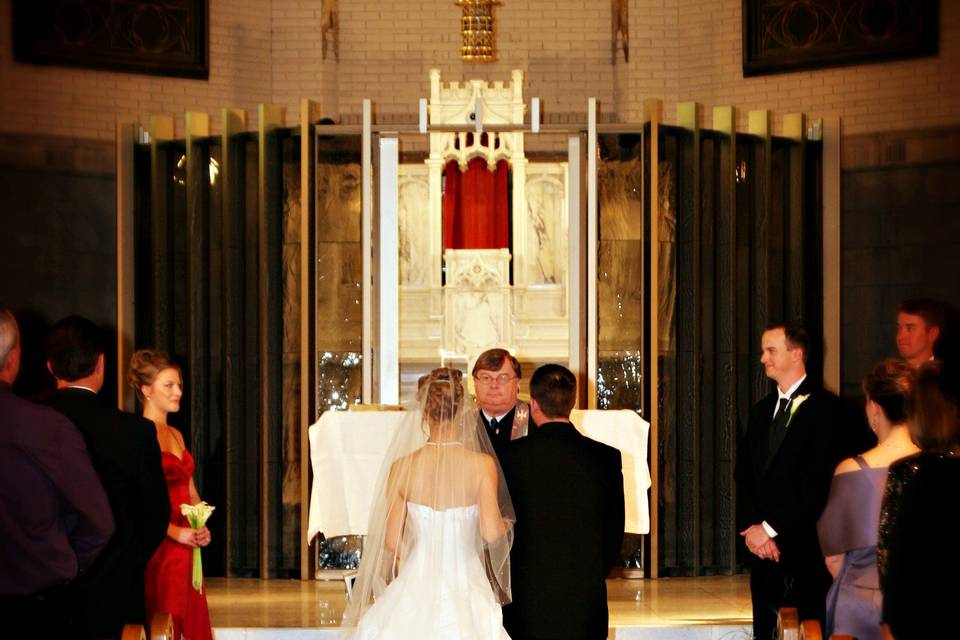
top-left (307, 409), bottom-right (650, 543)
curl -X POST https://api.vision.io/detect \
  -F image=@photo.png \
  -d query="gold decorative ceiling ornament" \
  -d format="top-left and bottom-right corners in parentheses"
top-left (456, 0), bottom-right (501, 62)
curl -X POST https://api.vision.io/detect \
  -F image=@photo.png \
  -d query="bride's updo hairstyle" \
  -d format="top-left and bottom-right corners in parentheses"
top-left (129, 348), bottom-right (181, 403)
top-left (418, 367), bottom-right (464, 424)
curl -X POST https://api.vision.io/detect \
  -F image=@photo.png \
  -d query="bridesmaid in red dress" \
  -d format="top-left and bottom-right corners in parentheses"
top-left (129, 350), bottom-right (213, 640)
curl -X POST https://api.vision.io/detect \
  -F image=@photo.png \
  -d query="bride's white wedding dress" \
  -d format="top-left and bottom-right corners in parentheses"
top-left (354, 501), bottom-right (510, 639)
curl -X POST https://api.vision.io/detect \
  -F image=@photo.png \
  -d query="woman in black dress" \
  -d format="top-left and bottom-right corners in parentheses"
top-left (878, 360), bottom-right (960, 639)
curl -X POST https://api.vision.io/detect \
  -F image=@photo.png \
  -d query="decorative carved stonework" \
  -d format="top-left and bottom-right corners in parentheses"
top-left (397, 71), bottom-right (569, 365)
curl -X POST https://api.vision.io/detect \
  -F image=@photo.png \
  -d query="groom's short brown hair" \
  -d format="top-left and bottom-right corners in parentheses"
top-left (530, 364), bottom-right (576, 419)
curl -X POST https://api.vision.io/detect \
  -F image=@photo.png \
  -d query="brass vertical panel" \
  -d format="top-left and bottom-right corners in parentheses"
top-left (299, 98), bottom-right (320, 579)
top-left (185, 112), bottom-right (211, 492)
top-left (822, 117), bottom-right (842, 392)
top-left (149, 116), bottom-right (175, 350)
top-left (116, 121), bottom-right (136, 411)
top-left (259, 104), bottom-right (285, 578)
top-left (677, 102), bottom-right (702, 572)
top-left (643, 97), bottom-right (661, 579)
top-left (713, 105), bottom-right (739, 573)
top-left (221, 107), bottom-right (247, 574)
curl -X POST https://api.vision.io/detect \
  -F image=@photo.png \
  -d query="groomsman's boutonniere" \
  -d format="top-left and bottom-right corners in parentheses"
top-left (785, 394), bottom-right (810, 428)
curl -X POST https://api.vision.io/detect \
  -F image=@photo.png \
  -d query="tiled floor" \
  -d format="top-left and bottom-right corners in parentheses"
top-left (207, 575), bottom-right (753, 638)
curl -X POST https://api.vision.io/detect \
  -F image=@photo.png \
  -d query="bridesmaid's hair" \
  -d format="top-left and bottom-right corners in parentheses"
top-left (128, 349), bottom-right (181, 403)
top-left (862, 358), bottom-right (914, 424)
top-left (908, 360), bottom-right (960, 452)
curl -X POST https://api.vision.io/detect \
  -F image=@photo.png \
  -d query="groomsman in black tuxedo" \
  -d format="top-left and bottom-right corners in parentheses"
top-left (472, 348), bottom-right (530, 457)
top-left (500, 364), bottom-right (624, 640)
top-left (736, 323), bottom-right (873, 640)
top-left (44, 316), bottom-right (169, 638)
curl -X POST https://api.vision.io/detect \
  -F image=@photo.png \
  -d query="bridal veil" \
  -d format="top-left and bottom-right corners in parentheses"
top-left (342, 367), bottom-right (516, 628)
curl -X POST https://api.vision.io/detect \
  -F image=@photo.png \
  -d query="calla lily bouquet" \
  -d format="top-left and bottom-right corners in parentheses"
top-left (180, 501), bottom-right (215, 592)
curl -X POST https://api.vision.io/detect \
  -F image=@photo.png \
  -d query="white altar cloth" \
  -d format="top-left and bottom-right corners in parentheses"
top-left (308, 409), bottom-right (650, 541)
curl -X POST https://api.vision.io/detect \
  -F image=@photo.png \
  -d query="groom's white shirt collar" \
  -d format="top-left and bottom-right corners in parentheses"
top-left (777, 375), bottom-right (806, 402)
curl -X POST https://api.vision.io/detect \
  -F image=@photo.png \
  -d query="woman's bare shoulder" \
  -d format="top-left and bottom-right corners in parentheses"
top-left (834, 456), bottom-right (863, 476)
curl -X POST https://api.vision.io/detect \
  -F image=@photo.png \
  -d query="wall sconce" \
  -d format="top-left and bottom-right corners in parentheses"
top-left (456, 0), bottom-right (500, 62)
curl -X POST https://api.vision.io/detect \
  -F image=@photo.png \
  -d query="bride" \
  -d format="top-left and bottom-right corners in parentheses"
top-left (343, 367), bottom-right (515, 639)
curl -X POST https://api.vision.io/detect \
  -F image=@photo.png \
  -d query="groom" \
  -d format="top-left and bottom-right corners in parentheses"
top-left (499, 364), bottom-right (624, 640)
top-left (735, 322), bottom-right (873, 639)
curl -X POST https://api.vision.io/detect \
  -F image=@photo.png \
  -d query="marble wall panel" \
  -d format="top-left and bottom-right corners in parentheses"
top-left (450, 290), bottom-right (507, 355)
top-left (524, 166), bottom-right (566, 285)
top-left (398, 166), bottom-right (431, 286)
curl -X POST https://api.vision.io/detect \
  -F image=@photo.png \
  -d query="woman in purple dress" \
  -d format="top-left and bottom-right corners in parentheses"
top-left (816, 359), bottom-right (918, 640)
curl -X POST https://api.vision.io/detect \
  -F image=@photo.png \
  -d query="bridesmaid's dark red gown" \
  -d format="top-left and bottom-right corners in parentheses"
top-left (145, 449), bottom-right (213, 640)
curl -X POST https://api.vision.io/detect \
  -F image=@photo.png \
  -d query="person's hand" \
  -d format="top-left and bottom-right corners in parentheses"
top-left (195, 526), bottom-right (211, 547)
top-left (173, 525), bottom-right (200, 547)
top-left (172, 525), bottom-right (210, 547)
top-left (740, 524), bottom-right (773, 557)
top-left (756, 539), bottom-right (780, 562)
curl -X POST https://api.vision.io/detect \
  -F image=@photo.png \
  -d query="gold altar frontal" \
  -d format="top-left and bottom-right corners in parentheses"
top-left (207, 576), bottom-right (752, 638)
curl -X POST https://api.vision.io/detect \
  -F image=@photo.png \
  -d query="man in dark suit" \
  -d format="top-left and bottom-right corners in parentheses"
top-left (0, 309), bottom-right (114, 637)
top-left (499, 364), bottom-right (624, 640)
top-left (472, 348), bottom-right (531, 457)
top-left (736, 323), bottom-right (873, 640)
top-left (44, 316), bottom-right (170, 638)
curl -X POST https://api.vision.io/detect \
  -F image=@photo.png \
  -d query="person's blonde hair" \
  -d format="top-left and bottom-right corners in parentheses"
top-left (128, 349), bottom-right (181, 403)
top-left (418, 367), bottom-right (464, 424)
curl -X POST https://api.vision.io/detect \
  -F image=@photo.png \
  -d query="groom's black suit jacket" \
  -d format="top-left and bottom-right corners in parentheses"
top-left (46, 388), bottom-right (170, 638)
top-left (735, 377), bottom-right (873, 630)
top-left (500, 421), bottom-right (624, 640)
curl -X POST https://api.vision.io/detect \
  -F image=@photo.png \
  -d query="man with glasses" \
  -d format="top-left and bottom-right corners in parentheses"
top-left (472, 348), bottom-right (530, 457)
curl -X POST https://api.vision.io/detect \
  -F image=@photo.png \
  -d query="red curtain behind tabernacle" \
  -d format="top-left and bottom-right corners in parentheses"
top-left (442, 157), bottom-right (510, 249)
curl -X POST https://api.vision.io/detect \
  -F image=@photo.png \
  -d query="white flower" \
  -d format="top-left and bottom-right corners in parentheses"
top-left (785, 394), bottom-right (810, 427)
top-left (180, 501), bottom-right (216, 528)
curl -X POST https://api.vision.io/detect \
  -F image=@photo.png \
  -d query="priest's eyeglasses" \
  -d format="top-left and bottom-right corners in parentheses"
top-left (474, 373), bottom-right (517, 386)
